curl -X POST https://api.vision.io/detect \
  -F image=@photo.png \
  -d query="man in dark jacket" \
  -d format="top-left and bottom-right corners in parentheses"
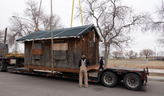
top-left (79, 55), bottom-right (90, 88)
top-left (98, 57), bottom-right (104, 70)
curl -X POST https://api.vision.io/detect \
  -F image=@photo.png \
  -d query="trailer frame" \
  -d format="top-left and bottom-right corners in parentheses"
top-left (7, 66), bottom-right (148, 91)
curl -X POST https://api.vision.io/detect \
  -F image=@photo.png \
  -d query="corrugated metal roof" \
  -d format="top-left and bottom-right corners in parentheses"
top-left (16, 24), bottom-right (96, 41)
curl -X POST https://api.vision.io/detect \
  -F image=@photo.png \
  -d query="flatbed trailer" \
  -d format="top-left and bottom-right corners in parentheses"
top-left (7, 66), bottom-right (149, 91)
top-left (0, 57), bottom-right (24, 72)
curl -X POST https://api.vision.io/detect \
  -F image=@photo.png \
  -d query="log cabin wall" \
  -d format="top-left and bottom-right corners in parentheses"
top-left (80, 28), bottom-right (99, 67)
top-left (25, 38), bottom-right (81, 69)
top-left (24, 28), bottom-right (99, 69)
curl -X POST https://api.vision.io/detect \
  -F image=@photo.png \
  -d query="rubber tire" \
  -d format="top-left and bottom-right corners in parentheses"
top-left (123, 73), bottom-right (142, 91)
top-left (101, 71), bottom-right (118, 87)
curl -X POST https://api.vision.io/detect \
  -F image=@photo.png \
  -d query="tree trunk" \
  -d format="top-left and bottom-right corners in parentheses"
top-left (107, 45), bottom-right (110, 67)
top-left (104, 45), bottom-right (107, 68)
top-left (104, 40), bottom-right (108, 68)
top-left (146, 55), bottom-right (148, 59)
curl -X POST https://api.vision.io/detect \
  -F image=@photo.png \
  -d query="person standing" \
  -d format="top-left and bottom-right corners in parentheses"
top-left (98, 57), bottom-right (104, 70)
top-left (79, 55), bottom-right (90, 88)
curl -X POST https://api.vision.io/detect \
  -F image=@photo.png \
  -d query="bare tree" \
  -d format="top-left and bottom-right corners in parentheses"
top-left (101, 50), bottom-right (105, 58)
top-left (144, 0), bottom-right (164, 47)
top-left (140, 49), bottom-right (154, 59)
top-left (112, 50), bottom-right (124, 59)
top-left (76, 0), bottom-right (147, 67)
top-left (157, 50), bottom-right (164, 57)
top-left (8, 0), bottom-right (63, 52)
top-left (125, 50), bottom-right (137, 59)
top-left (41, 14), bottom-right (63, 31)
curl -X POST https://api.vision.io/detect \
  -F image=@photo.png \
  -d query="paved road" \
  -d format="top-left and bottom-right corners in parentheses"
top-left (0, 72), bottom-right (164, 96)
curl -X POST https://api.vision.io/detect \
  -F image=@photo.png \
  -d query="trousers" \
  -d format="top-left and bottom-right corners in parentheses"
top-left (79, 59), bottom-right (88, 87)
top-left (79, 69), bottom-right (88, 87)
top-left (98, 65), bottom-right (104, 70)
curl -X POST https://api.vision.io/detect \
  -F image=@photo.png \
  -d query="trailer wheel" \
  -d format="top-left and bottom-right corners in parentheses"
top-left (123, 73), bottom-right (142, 91)
top-left (101, 71), bottom-right (118, 87)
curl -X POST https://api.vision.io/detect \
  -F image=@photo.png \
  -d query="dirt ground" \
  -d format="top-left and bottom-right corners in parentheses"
top-left (107, 60), bottom-right (164, 69)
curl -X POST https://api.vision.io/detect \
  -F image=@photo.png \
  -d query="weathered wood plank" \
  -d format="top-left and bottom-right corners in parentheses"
top-left (24, 64), bottom-right (99, 73)
top-left (24, 41), bottom-right (31, 65)
top-left (33, 43), bottom-right (42, 49)
top-left (32, 55), bottom-right (41, 59)
top-left (32, 49), bottom-right (43, 55)
top-left (24, 65), bottom-right (79, 73)
top-left (54, 50), bottom-right (66, 60)
top-left (43, 42), bottom-right (51, 67)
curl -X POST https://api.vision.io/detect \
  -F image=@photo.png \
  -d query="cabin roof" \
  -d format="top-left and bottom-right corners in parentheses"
top-left (16, 24), bottom-right (98, 41)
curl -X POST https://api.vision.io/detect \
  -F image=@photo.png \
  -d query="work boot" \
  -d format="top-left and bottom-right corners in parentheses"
top-left (85, 84), bottom-right (88, 88)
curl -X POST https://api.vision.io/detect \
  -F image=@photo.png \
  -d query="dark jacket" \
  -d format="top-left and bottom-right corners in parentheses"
top-left (79, 58), bottom-right (90, 68)
top-left (99, 59), bottom-right (104, 65)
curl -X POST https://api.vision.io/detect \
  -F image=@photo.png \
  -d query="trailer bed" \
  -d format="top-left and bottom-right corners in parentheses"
top-left (108, 66), bottom-right (145, 72)
top-left (7, 66), bottom-right (148, 91)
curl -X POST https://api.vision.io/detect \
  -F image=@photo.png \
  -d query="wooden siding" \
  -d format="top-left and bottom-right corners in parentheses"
top-left (80, 30), bottom-right (99, 67)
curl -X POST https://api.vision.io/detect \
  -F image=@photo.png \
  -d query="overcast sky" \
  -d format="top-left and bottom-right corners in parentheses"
top-left (0, 0), bottom-right (163, 53)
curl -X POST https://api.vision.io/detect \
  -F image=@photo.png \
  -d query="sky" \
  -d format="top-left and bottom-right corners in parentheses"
top-left (0, 0), bottom-right (163, 54)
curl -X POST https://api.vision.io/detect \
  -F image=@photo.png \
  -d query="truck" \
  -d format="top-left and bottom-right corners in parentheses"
top-left (0, 25), bottom-right (149, 91)
top-left (0, 43), bottom-right (149, 91)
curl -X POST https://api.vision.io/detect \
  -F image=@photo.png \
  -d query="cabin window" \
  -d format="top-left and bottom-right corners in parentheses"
top-left (53, 43), bottom-right (68, 60)
top-left (92, 29), bottom-right (95, 42)
top-left (53, 43), bottom-right (68, 50)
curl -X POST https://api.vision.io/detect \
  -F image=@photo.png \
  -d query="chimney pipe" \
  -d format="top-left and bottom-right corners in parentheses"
top-left (4, 28), bottom-right (7, 44)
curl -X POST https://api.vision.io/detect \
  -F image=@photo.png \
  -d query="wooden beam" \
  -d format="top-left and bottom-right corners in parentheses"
top-left (24, 64), bottom-right (100, 73)
top-left (87, 64), bottom-right (99, 71)
top-left (24, 65), bottom-right (79, 73)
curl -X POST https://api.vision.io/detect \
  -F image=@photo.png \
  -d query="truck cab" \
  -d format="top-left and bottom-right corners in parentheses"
top-left (0, 43), bottom-right (24, 71)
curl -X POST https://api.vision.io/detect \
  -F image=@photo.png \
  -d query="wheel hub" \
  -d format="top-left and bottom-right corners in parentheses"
top-left (126, 76), bottom-right (139, 88)
top-left (104, 74), bottom-right (114, 85)
top-left (130, 79), bottom-right (135, 83)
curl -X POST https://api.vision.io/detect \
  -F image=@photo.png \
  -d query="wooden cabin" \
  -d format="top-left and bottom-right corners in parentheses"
top-left (17, 24), bottom-right (100, 73)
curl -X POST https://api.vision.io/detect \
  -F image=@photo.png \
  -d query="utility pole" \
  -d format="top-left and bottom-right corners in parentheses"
top-left (4, 28), bottom-right (7, 44)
